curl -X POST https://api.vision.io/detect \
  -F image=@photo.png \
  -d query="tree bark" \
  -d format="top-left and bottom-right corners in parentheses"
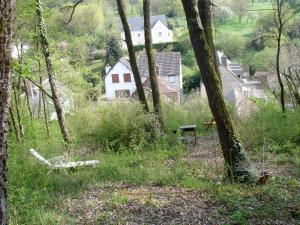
top-left (276, 0), bottom-right (285, 113)
top-left (36, 0), bottom-right (70, 143)
top-left (23, 79), bottom-right (33, 119)
top-left (143, 0), bottom-right (164, 130)
top-left (197, 0), bottom-right (219, 72)
top-left (182, 0), bottom-right (254, 183)
top-left (12, 81), bottom-right (24, 137)
top-left (9, 107), bottom-right (20, 142)
top-left (0, 0), bottom-right (14, 223)
top-left (117, 0), bottom-right (149, 112)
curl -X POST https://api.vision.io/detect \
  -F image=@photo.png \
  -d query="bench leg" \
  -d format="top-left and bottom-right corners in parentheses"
top-left (194, 130), bottom-right (196, 145)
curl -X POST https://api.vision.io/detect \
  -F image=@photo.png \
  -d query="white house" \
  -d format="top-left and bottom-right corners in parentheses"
top-left (105, 58), bottom-right (139, 99)
top-left (105, 52), bottom-right (182, 102)
top-left (120, 15), bottom-right (174, 49)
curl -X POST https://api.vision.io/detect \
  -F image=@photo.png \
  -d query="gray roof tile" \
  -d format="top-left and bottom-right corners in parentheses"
top-left (121, 15), bottom-right (168, 31)
top-left (137, 52), bottom-right (181, 77)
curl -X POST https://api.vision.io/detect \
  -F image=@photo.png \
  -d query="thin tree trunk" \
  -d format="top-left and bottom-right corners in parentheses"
top-left (182, 0), bottom-right (254, 183)
top-left (36, 0), bottom-right (70, 143)
top-left (0, 0), bottom-right (14, 223)
top-left (42, 88), bottom-right (50, 135)
top-left (23, 79), bottom-right (33, 119)
top-left (117, 0), bottom-right (149, 112)
top-left (276, 29), bottom-right (285, 112)
top-left (12, 81), bottom-right (24, 137)
top-left (9, 107), bottom-right (20, 142)
top-left (143, 0), bottom-right (164, 130)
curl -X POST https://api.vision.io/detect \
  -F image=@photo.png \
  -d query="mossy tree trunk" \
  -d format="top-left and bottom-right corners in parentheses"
top-left (117, 0), bottom-right (149, 112)
top-left (143, 0), bottom-right (164, 130)
top-left (36, 0), bottom-right (70, 144)
top-left (182, 0), bottom-right (254, 183)
top-left (0, 0), bottom-right (14, 223)
top-left (197, 0), bottom-right (221, 83)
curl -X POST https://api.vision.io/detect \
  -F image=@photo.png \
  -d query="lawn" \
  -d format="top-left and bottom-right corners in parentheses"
top-left (8, 118), bottom-right (300, 224)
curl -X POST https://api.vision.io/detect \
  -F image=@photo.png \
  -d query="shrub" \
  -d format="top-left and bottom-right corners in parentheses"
top-left (163, 91), bottom-right (212, 133)
top-left (69, 100), bottom-right (154, 152)
top-left (237, 101), bottom-right (300, 152)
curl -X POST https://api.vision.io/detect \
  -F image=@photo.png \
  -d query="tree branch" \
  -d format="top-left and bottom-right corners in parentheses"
top-left (25, 77), bottom-right (53, 99)
top-left (62, 0), bottom-right (85, 25)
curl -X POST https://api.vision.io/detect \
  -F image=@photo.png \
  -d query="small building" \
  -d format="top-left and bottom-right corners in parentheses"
top-left (120, 15), bottom-right (174, 49)
top-left (105, 51), bottom-right (182, 102)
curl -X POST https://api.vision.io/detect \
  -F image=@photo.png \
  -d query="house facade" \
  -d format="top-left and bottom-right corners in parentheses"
top-left (201, 50), bottom-right (267, 117)
top-left (105, 58), bottom-right (141, 99)
top-left (105, 52), bottom-right (182, 102)
top-left (120, 15), bottom-right (173, 49)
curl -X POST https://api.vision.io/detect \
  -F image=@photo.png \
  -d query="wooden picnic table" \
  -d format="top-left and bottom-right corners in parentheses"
top-left (179, 125), bottom-right (197, 145)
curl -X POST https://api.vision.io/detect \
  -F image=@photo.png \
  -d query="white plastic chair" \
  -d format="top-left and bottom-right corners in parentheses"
top-left (30, 149), bottom-right (100, 172)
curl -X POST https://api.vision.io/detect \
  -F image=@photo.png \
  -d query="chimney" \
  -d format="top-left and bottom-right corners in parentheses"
top-left (105, 64), bottom-right (111, 74)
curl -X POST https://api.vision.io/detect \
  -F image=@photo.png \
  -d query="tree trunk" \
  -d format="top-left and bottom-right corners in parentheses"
top-left (143, 0), bottom-right (164, 130)
top-left (198, 0), bottom-right (220, 73)
top-left (12, 81), bottom-right (24, 137)
top-left (182, 0), bottom-right (254, 183)
top-left (23, 79), bottom-right (33, 119)
top-left (0, 0), bottom-right (14, 223)
top-left (9, 107), bottom-right (20, 142)
top-left (276, 28), bottom-right (285, 113)
top-left (117, 0), bottom-right (149, 112)
top-left (36, 0), bottom-right (70, 144)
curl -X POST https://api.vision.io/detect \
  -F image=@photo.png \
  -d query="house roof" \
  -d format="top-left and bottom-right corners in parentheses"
top-left (137, 52), bottom-right (181, 77)
top-left (107, 58), bottom-right (132, 75)
top-left (131, 76), bottom-right (178, 99)
top-left (121, 15), bottom-right (168, 32)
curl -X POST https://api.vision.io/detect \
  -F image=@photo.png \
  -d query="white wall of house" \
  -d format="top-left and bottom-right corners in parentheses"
top-left (152, 20), bottom-right (173, 44)
top-left (121, 20), bottom-right (173, 49)
top-left (105, 62), bottom-right (137, 99)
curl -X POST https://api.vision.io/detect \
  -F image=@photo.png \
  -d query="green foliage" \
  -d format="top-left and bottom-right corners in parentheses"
top-left (237, 101), bottom-right (300, 152)
top-left (163, 92), bottom-right (212, 132)
top-left (105, 36), bottom-right (123, 66)
top-left (215, 33), bottom-right (247, 60)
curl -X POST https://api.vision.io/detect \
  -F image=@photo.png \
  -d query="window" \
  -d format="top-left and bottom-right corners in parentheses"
top-left (112, 74), bottom-right (119, 83)
top-left (168, 75), bottom-right (176, 83)
top-left (158, 31), bottom-right (162, 36)
top-left (115, 89), bottom-right (130, 98)
top-left (124, 73), bottom-right (131, 82)
top-left (138, 33), bottom-right (141, 37)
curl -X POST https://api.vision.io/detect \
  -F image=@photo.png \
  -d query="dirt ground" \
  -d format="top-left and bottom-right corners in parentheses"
top-left (66, 135), bottom-right (299, 225)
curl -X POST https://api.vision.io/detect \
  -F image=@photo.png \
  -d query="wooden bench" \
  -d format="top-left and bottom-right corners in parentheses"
top-left (179, 125), bottom-right (197, 145)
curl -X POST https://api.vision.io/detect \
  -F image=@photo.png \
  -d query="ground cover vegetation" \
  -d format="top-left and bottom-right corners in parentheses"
top-left (0, 0), bottom-right (299, 224)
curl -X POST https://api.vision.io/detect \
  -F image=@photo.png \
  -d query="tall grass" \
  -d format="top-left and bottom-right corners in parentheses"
top-left (163, 91), bottom-right (212, 133)
top-left (237, 101), bottom-right (300, 153)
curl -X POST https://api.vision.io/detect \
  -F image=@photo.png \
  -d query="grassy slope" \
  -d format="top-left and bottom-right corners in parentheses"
top-left (8, 117), bottom-right (300, 224)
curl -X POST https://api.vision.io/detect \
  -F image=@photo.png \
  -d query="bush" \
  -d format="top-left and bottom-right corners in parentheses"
top-left (237, 101), bottom-right (300, 152)
top-left (163, 91), bottom-right (212, 133)
top-left (69, 101), bottom-right (154, 152)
